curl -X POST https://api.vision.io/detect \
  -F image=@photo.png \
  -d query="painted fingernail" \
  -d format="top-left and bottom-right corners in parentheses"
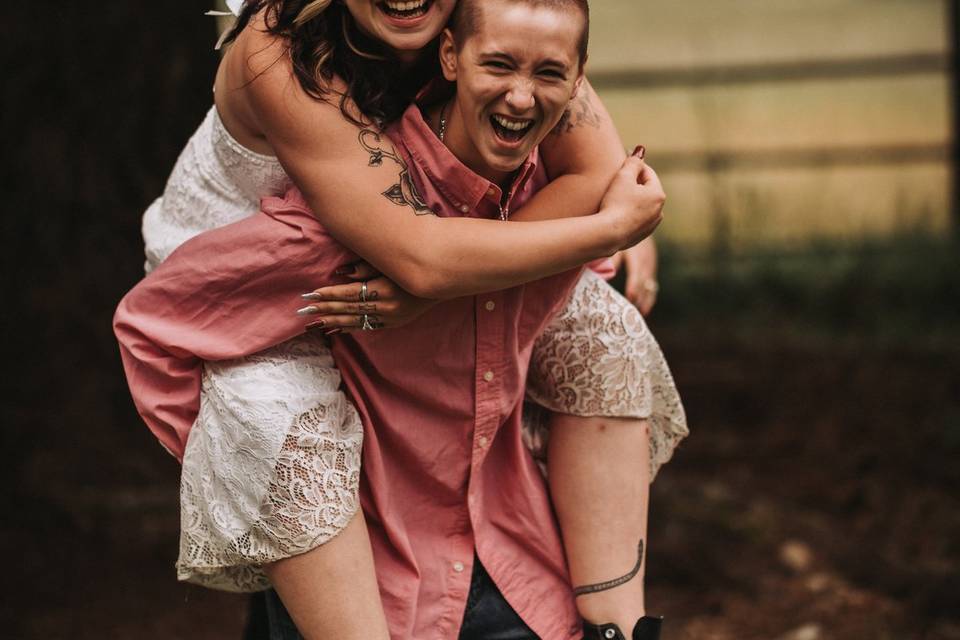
top-left (305, 320), bottom-right (325, 330)
top-left (334, 264), bottom-right (357, 275)
top-left (297, 305), bottom-right (320, 316)
top-left (301, 293), bottom-right (323, 301)
top-left (632, 145), bottom-right (646, 159)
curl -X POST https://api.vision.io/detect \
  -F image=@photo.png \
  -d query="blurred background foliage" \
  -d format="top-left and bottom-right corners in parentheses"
top-left (3, 1), bottom-right (958, 639)
top-left (589, 0), bottom-right (953, 247)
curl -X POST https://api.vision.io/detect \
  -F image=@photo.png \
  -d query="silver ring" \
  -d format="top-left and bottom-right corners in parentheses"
top-left (361, 314), bottom-right (374, 331)
top-left (360, 281), bottom-right (368, 303)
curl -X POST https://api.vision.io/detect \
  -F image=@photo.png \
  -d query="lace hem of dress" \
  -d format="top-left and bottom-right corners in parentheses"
top-left (177, 338), bottom-right (363, 593)
top-left (522, 270), bottom-right (689, 480)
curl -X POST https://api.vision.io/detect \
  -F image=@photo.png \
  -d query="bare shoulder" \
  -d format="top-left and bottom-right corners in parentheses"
top-left (214, 10), bottom-right (426, 220)
top-left (231, 14), bottom-right (303, 92)
top-left (539, 78), bottom-right (623, 180)
top-left (213, 13), bottom-right (292, 153)
top-left (225, 14), bottom-right (372, 157)
top-left (550, 81), bottom-right (605, 137)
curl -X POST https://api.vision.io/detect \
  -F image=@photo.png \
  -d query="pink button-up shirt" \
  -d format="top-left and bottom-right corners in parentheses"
top-left (115, 104), bottom-right (585, 638)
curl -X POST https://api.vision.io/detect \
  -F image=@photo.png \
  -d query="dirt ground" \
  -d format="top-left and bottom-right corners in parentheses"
top-left (646, 339), bottom-right (960, 640)
top-left (6, 336), bottom-right (959, 639)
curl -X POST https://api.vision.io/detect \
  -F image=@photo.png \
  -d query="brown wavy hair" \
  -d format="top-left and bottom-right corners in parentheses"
top-left (221, 0), bottom-right (440, 126)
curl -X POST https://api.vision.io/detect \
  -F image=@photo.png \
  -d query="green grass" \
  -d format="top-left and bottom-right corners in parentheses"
top-left (650, 230), bottom-right (960, 350)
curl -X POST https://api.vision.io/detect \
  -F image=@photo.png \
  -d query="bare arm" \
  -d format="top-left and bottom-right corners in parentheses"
top-left (296, 80), bottom-right (664, 326)
top-left (232, 32), bottom-right (659, 299)
top-left (517, 79), bottom-right (661, 316)
top-left (511, 79), bottom-right (626, 223)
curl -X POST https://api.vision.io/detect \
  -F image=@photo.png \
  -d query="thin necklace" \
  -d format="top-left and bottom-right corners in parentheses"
top-left (438, 101), bottom-right (448, 142)
top-left (437, 101), bottom-right (509, 221)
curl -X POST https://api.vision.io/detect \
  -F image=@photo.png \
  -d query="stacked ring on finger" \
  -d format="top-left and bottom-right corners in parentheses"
top-left (362, 314), bottom-right (374, 331)
top-left (360, 281), bottom-right (369, 303)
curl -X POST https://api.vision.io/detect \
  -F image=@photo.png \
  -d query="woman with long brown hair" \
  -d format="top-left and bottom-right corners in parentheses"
top-left (121, 0), bottom-right (686, 637)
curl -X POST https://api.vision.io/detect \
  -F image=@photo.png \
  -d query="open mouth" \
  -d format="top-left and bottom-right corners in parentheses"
top-left (490, 114), bottom-right (536, 145)
top-left (378, 0), bottom-right (433, 21)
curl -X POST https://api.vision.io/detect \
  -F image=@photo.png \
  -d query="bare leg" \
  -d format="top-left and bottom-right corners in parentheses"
top-left (263, 511), bottom-right (390, 640)
top-left (547, 414), bottom-right (650, 633)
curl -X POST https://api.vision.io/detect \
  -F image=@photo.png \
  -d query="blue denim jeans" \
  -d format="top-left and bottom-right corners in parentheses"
top-left (243, 589), bottom-right (302, 640)
top-left (457, 559), bottom-right (539, 640)
top-left (243, 558), bottom-right (540, 639)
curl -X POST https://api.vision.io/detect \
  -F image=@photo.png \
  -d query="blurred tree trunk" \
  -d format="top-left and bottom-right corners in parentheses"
top-left (950, 0), bottom-right (959, 231)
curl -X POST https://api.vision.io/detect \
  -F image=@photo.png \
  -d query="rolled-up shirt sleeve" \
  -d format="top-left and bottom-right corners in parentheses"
top-left (113, 191), bottom-right (354, 460)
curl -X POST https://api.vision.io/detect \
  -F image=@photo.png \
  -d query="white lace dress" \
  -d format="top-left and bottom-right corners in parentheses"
top-left (145, 106), bottom-right (688, 593)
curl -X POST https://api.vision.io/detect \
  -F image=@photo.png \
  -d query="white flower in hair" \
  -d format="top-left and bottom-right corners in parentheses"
top-left (206, 0), bottom-right (248, 49)
top-left (225, 0), bottom-right (246, 16)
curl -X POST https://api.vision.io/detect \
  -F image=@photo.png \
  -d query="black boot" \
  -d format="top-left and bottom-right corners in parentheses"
top-left (582, 616), bottom-right (663, 640)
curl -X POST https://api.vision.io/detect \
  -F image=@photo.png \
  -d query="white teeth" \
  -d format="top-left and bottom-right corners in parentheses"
top-left (492, 115), bottom-right (533, 131)
top-left (384, 0), bottom-right (426, 11)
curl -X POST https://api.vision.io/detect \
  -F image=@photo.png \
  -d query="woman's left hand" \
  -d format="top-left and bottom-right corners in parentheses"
top-left (298, 261), bottom-right (437, 333)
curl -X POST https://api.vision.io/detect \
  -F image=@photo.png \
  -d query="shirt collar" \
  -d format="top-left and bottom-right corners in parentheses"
top-left (389, 102), bottom-right (540, 219)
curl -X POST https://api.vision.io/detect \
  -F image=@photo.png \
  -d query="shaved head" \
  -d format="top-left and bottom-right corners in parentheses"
top-left (450, 0), bottom-right (590, 63)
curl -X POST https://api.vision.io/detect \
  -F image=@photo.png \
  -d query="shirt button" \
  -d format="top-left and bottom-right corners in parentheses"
top-left (460, 204), bottom-right (470, 213)
top-left (604, 630), bottom-right (617, 639)
top-left (484, 300), bottom-right (495, 311)
top-left (453, 561), bottom-right (465, 573)
top-left (478, 435), bottom-right (488, 448)
top-left (483, 371), bottom-right (494, 382)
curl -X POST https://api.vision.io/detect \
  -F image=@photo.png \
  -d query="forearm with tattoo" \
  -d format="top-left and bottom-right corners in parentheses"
top-left (358, 128), bottom-right (435, 216)
top-left (573, 538), bottom-right (645, 597)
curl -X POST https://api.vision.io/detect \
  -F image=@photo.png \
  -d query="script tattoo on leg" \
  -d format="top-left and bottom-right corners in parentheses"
top-left (572, 538), bottom-right (645, 596)
top-left (359, 129), bottom-right (435, 216)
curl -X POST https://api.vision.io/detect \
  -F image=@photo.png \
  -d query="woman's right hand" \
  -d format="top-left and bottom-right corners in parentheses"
top-left (599, 149), bottom-right (666, 250)
top-left (298, 262), bottom-right (437, 333)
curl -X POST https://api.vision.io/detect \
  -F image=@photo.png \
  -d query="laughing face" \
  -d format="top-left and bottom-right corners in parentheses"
top-left (344, 0), bottom-right (458, 55)
top-left (438, 0), bottom-right (585, 184)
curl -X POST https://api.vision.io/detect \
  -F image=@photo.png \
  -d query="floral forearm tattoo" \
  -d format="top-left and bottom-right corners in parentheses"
top-left (358, 128), bottom-right (434, 216)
